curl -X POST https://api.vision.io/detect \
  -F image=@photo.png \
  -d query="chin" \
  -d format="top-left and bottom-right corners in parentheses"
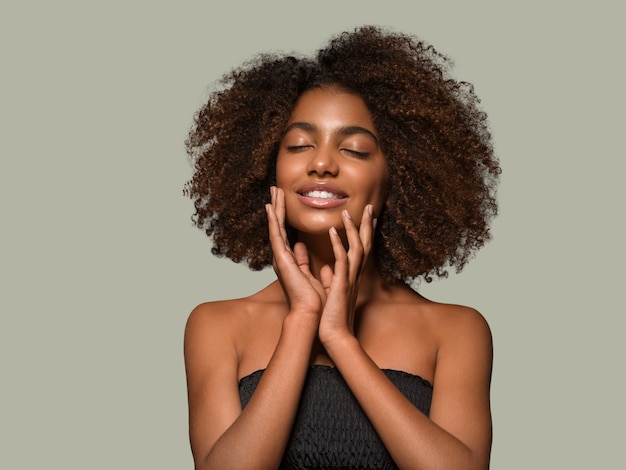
top-left (288, 216), bottom-right (341, 236)
top-left (291, 223), bottom-right (336, 236)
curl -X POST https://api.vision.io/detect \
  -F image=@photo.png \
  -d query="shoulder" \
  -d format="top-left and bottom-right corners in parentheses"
top-left (421, 302), bottom-right (494, 464)
top-left (386, 284), bottom-right (492, 347)
top-left (187, 280), bottom-right (282, 327)
top-left (183, 298), bottom-right (247, 373)
top-left (184, 281), bottom-right (287, 366)
top-left (427, 302), bottom-right (492, 347)
top-left (416, 300), bottom-right (493, 366)
top-left (185, 298), bottom-right (248, 338)
top-left (422, 301), bottom-right (493, 387)
top-left (391, 286), bottom-right (492, 374)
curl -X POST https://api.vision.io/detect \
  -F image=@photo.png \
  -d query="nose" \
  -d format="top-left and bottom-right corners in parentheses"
top-left (306, 145), bottom-right (339, 176)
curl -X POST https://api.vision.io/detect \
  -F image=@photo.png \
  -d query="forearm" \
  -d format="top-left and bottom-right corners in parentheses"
top-left (199, 314), bottom-right (318, 470)
top-left (325, 336), bottom-right (488, 470)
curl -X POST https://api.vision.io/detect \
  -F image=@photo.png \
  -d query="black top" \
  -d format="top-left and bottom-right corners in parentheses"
top-left (239, 364), bottom-right (433, 469)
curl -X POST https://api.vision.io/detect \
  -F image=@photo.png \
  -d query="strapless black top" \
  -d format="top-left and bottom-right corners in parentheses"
top-left (239, 365), bottom-right (433, 469)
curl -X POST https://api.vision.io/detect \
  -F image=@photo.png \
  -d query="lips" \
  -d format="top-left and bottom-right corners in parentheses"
top-left (296, 183), bottom-right (348, 208)
top-left (301, 189), bottom-right (343, 200)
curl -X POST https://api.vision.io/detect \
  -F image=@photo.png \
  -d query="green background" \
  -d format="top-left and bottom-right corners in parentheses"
top-left (2, 1), bottom-right (623, 468)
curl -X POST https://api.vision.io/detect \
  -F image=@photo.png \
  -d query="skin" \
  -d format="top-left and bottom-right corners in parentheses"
top-left (184, 87), bottom-right (493, 469)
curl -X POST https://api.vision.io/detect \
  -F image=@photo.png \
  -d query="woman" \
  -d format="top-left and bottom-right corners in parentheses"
top-left (184, 25), bottom-right (500, 469)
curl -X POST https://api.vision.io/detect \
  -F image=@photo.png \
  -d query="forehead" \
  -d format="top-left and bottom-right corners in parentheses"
top-left (287, 88), bottom-right (377, 131)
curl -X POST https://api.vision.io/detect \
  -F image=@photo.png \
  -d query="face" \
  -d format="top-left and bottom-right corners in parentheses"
top-left (276, 87), bottom-right (388, 235)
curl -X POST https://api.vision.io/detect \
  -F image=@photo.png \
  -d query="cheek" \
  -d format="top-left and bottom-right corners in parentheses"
top-left (275, 155), bottom-right (296, 187)
top-left (364, 170), bottom-right (389, 207)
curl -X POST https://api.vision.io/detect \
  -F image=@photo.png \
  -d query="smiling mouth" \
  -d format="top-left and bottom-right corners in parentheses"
top-left (296, 185), bottom-right (348, 208)
top-left (299, 190), bottom-right (347, 200)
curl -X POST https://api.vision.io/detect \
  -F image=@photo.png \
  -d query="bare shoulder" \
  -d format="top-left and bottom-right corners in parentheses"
top-left (424, 301), bottom-right (492, 348)
top-left (384, 283), bottom-right (492, 347)
top-left (184, 281), bottom-right (287, 377)
top-left (186, 283), bottom-right (278, 344)
top-left (419, 299), bottom-right (493, 398)
top-left (185, 297), bottom-right (245, 346)
top-left (421, 300), bottom-right (493, 461)
top-left (183, 297), bottom-right (250, 377)
top-left (183, 284), bottom-right (285, 461)
top-left (185, 296), bottom-right (249, 335)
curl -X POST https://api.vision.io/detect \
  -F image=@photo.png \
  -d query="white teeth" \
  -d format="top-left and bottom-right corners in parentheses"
top-left (302, 190), bottom-right (343, 200)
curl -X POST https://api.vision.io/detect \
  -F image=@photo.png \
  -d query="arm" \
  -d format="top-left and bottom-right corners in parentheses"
top-left (184, 188), bottom-right (326, 469)
top-left (319, 208), bottom-right (492, 469)
top-left (185, 303), bottom-right (319, 469)
top-left (324, 308), bottom-right (493, 470)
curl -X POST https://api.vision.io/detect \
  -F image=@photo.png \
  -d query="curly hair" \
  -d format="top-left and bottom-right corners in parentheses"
top-left (184, 25), bottom-right (500, 283)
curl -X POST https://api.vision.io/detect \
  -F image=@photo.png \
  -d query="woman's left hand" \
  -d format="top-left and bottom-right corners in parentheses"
top-left (317, 204), bottom-right (376, 346)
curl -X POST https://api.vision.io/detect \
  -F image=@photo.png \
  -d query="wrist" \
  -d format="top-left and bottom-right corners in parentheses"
top-left (283, 310), bottom-right (320, 334)
top-left (319, 329), bottom-right (359, 355)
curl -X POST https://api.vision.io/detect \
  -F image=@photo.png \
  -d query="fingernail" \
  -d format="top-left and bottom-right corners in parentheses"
top-left (368, 205), bottom-right (373, 216)
top-left (330, 226), bottom-right (338, 236)
top-left (343, 210), bottom-right (352, 220)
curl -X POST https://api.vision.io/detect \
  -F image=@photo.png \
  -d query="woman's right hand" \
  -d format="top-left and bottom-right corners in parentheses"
top-left (266, 186), bottom-right (326, 318)
top-left (187, 188), bottom-right (327, 469)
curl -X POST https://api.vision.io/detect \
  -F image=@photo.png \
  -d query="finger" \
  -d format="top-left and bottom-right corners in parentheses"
top-left (294, 242), bottom-right (328, 303)
top-left (320, 264), bottom-right (333, 294)
top-left (266, 202), bottom-right (290, 257)
top-left (328, 226), bottom-right (349, 288)
top-left (293, 242), bottom-right (312, 273)
top-left (274, 187), bottom-right (289, 243)
top-left (358, 204), bottom-right (375, 262)
top-left (267, 205), bottom-right (283, 276)
top-left (268, 205), bottom-right (310, 289)
top-left (268, 188), bottom-right (290, 247)
top-left (341, 210), bottom-right (364, 283)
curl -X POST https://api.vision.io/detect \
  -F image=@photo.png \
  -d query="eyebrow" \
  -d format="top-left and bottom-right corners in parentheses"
top-left (283, 122), bottom-right (379, 144)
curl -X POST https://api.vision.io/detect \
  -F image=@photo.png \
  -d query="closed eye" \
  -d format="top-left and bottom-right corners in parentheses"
top-left (343, 149), bottom-right (370, 158)
top-left (286, 145), bottom-right (313, 152)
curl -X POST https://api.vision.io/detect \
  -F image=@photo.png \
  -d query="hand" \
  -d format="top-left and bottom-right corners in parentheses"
top-left (318, 204), bottom-right (376, 345)
top-left (266, 187), bottom-right (326, 317)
